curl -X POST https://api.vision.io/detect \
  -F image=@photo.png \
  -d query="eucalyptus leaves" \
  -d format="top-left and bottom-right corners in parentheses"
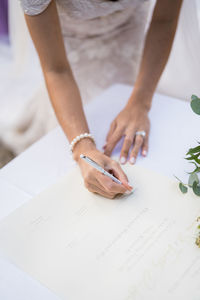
top-left (191, 94), bottom-right (200, 115)
top-left (177, 95), bottom-right (200, 196)
top-left (176, 95), bottom-right (200, 248)
top-left (178, 150), bottom-right (200, 196)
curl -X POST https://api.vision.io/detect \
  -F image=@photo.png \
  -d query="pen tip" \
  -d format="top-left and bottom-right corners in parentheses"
top-left (80, 154), bottom-right (84, 159)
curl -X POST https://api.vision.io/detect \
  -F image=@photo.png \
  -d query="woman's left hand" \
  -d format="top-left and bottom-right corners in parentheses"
top-left (103, 100), bottom-right (150, 164)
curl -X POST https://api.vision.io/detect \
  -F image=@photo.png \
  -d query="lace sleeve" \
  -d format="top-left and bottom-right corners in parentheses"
top-left (19, 0), bottom-right (52, 16)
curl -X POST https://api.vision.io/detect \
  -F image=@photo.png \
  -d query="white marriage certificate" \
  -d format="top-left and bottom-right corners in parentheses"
top-left (0, 163), bottom-right (200, 300)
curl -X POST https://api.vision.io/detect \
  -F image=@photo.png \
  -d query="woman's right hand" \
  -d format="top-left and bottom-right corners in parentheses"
top-left (73, 139), bottom-right (133, 199)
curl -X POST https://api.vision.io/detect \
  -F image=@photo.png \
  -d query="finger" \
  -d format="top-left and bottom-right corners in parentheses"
top-left (129, 134), bottom-right (144, 164)
top-left (119, 135), bottom-right (133, 164)
top-left (104, 128), bottom-right (123, 157)
top-left (84, 176), bottom-right (115, 198)
top-left (97, 172), bottom-right (128, 194)
top-left (88, 182), bottom-right (116, 199)
top-left (109, 160), bottom-right (133, 191)
top-left (106, 121), bottom-right (116, 143)
top-left (88, 178), bottom-right (116, 199)
top-left (109, 160), bottom-right (129, 182)
top-left (141, 133), bottom-right (149, 157)
top-left (92, 175), bottom-right (118, 198)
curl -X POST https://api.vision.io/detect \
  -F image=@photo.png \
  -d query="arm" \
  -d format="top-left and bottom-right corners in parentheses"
top-left (24, 1), bottom-right (94, 160)
top-left (24, 0), bottom-right (131, 197)
top-left (128, 0), bottom-right (183, 108)
top-left (104, 0), bottom-right (183, 163)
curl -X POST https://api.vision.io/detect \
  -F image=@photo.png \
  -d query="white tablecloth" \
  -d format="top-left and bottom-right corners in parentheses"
top-left (0, 84), bottom-right (199, 299)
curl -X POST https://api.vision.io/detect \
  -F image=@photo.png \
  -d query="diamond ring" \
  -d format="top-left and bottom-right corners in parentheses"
top-left (135, 130), bottom-right (146, 138)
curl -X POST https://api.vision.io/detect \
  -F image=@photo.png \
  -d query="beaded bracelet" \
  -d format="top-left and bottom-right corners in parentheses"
top-left (69, 133), bottom-right (95, 154)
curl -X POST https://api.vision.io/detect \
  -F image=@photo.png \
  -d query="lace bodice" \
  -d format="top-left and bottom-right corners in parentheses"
top-left (19, 0), bottom-right (152, 104)
top-left (20, 0), bottom-right (149, 19)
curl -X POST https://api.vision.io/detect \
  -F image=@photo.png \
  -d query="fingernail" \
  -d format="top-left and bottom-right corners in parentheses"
top-left (142, 150), bottom-right (147, 157)
top-left (130, 157), bottom-right (135, 164)
top-left (122, 181), bottom-right (133, 191)
top-left (127, 185), bottom-right (133, 191)
top-left (125, 190), bottom-right (133, 195)
top-left (120, 156), bottom-right (126, 164)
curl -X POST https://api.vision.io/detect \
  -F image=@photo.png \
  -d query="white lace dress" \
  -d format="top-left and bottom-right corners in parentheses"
top-left (21, 0), bottom-right (152, 102)
top-left (4, 0), bottom-right (153, 153)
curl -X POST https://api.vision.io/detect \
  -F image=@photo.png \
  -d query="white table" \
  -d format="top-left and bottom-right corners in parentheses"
top-left (0, 84), bottom-right (199, 300)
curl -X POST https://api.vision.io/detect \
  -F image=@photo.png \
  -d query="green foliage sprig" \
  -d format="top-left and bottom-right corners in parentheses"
top-left (177, 95), bottom-right (200, 195)
top-left (175, 95), bottom-right (200, 247)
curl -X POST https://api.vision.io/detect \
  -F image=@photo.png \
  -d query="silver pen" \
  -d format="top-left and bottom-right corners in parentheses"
top-left (80, 154), bottom-right (132, 190)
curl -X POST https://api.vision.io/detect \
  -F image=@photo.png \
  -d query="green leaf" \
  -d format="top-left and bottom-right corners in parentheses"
top-left (191, 95), bottom-right (199, 101)
top-left (191, 95), bottom-right (200, 115)
top-left (187, 145), bottom-right (200, 155)
top-left (193, 158), bottom-right (200, 164)
top-left (198, 225), bottom-right (200, 229)
top-left (188, 173), bottom-right (199, 187)
top-left (185, 154), bottom-right (197, 160)
top-left (179, 182), bottom-right (188, 194)
top-left (192, 181), bottom-right (200, 196)
top-left (185, 154), bottom-right (200, 164)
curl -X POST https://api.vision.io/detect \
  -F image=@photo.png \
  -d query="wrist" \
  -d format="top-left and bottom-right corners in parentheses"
top-left (72, 138), bottom-right (96, 162)
top-left (127, 86), bottom-right (154, 112)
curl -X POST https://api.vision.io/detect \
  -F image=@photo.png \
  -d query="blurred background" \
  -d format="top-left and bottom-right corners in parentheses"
top-left (0, 0), bottom-right (200, 169)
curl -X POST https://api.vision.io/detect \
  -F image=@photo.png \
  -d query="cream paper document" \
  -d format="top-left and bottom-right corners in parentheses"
top-left (0, 164), bottom-right (200, 300)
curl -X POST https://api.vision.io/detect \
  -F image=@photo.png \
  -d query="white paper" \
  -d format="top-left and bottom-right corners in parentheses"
top-left (0, 164), bottom-right (200, 300)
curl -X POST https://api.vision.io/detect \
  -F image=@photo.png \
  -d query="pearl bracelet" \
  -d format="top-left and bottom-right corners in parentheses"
top-left (69, 133), bottom-right (95, 154)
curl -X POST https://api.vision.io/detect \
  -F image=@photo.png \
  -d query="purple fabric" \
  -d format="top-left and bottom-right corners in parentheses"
top-left (0, 0), bottom-right (8, 37)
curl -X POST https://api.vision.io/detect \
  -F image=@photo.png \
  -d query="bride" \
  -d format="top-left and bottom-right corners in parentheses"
top-left (17, 0), bottom-right (183, 198)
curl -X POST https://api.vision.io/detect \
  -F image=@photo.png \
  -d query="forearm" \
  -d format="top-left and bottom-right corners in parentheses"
top-left (24, 2), bottom-right (96, 161)
top-left (45, 70), bottom-right (96, 158)
top-left (128, 19), bottom-right (180, 110)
